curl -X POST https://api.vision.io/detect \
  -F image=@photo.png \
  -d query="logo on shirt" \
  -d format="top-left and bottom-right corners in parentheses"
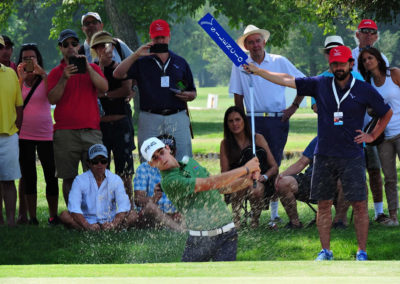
top-left (173, 64), bottom-right (180, 69)
top-left (349, 93), bottom-right (355, 99)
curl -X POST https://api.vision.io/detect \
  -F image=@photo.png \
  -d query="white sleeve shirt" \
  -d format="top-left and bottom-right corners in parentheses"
top-left (68, 169), bottom-right (131, 224)
top-left (229, 51), bottom-right (305, 113)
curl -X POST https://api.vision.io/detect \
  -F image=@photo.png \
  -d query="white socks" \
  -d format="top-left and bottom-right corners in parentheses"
top-left (271, 201), bottom-right (280, 219)
top-left (374, 202), bottom-right (384, 218)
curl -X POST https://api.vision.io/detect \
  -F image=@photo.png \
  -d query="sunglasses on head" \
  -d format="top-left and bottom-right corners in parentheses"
top-left (90, 158), bottom-right (108, 165)
top-left (61, 41), bottom-right (79, 48)
top-left (22, 43), bottom-right (37, 47)
top-left (360, 28), bottom-right (377, 35)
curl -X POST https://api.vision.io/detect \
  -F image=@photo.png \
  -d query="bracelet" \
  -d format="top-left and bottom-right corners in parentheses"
top-left (245, 166), bottom-right (249, 175)
top-left (292, 102), bottom-right (300, 108)
top-left (263, 174), bottom-right (268, 181)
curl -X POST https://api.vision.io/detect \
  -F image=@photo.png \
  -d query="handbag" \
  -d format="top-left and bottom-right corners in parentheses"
top-left (23, 76), bottom-right (42, 110)
top-left (363, 116), bottom-right (385, 146)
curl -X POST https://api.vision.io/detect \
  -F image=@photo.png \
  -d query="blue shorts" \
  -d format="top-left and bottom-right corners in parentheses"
top-left (181, 228), bottom-right (237, 262)
top-left (311, 154), bottom-right (367, 201)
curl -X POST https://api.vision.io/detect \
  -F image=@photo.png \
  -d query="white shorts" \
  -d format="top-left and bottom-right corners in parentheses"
top-left (0, 133), bottom-right (21, 181)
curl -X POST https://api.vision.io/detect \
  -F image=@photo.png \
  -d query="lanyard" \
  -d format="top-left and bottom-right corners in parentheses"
top-left (153, 57), bottom-right (171, 76)
top-left (332, 77), bottom-right (355, 111)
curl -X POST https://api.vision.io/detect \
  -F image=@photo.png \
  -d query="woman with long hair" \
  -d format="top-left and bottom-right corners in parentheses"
top-left (16, 43), bottom-right (59, 225)
top-left (359, 47), bottom-right (400, 226)
top-left (220, 106), bottom-right (278, 228)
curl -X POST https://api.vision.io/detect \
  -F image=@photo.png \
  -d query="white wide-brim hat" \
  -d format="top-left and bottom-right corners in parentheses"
top-left (319, 35), bottom-right (344, 53)
top-left (237, 24), bottom-right (270, 51)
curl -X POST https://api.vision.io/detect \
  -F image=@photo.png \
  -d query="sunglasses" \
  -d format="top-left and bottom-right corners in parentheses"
top-left (360, 28), bottom-right (377, 35)
top-left (90, 158), bottom-right (108, 165)
top-left (83, 20), bottom-right (100, 27)
top-left (61, 41), bottom-right (79, 48)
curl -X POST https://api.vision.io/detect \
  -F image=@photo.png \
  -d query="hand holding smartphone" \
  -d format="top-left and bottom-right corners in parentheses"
top-left (24, 59), bottom-right (34, 73)
top-left (68, 56), bottom-right (87, 74)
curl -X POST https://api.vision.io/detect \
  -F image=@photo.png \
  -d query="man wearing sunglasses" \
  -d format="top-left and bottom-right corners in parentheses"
top-left (59, 144), bottom-right (137, 231)
top-left (47, 29), bottom-right (108, 207)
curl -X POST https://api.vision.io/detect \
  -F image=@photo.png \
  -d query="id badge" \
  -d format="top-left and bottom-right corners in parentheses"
top-left (161, 76), bottom-right (170, 87)
top-left (334, 112), bottom-right (343, 125)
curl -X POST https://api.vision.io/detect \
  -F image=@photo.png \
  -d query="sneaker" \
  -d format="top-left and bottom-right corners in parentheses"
top-left (284, 221), bottom-right (303, 229)
top-left (315, 249), bottom-right (333, 261)
top-left (48, 216), bottom-right (60, 226)
top-left (28, 218), bottom-right (39, 226)
top-left (375, 213), bottom-right (391, 224)
top-left (271, 216), bottom-right (282, 223)
top-left (332, 221), bottom-right (347, 230)
top-left (384, 219), bottom-right (399, 227)
top-left (356, 250), bottom-right (368, 261)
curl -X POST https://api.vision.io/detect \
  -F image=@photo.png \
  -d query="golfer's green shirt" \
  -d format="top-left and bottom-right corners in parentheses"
top-left (161, 158), bottom-right (232, 231)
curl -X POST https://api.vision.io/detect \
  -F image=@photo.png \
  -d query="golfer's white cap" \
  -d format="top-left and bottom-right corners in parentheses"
top-left (141, 137), bottom-right (165, 162)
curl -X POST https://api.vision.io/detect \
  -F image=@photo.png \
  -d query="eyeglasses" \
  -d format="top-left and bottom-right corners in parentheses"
top-left (83, 20), bottom-right (100, 27)
top-left (90, 158), bottom-right (108, 165)
top-left (22, 43), bottom-right (37, 47)
top-left (360, 28), bottom-right (377, 35)
top-left (61, 41), bottom-right (79, 48)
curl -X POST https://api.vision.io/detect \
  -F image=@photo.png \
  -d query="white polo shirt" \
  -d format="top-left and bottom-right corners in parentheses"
top-left (68, 169), bottom-right (131, 224)
top-left (352, 47), bottom-right (389, 72)
top-left (229, 51), bottom-right (305, 113)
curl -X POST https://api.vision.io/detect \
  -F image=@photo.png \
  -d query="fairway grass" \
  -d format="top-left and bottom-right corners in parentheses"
top-left (1, 261), bottom-right (400, 283)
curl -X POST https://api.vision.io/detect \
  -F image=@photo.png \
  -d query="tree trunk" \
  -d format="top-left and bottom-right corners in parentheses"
top-left (103, 0), bottom-right (140, 50)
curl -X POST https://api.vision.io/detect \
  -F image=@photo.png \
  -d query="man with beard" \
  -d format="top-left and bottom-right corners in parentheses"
top-left (243, 45), bottom-right (393, 261)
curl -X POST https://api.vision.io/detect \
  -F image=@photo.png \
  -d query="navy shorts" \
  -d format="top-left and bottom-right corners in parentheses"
top-left (294, 173), bottom-right (315, 203)
top-left (100, 116), bottom-right (135, 176)
top-left (181, 228), bottom-right (237, 262)
top-left (311, 154), bottom-right (367, 201)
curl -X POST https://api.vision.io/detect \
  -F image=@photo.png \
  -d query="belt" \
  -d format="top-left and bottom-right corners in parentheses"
top-left (144, 109), bottom-right (183, 116)
top-left (189, 222), bottom-right (235, 237)
top-left (247, 112), bottom-right (284, 117)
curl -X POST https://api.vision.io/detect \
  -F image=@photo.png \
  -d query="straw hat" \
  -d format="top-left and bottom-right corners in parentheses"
top-left (237, 25), bottom-right (270, 51)
top-left (319, 35), bottom-right (344, 53)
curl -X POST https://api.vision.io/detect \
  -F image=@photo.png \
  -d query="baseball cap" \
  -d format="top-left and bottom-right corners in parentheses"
top-left (81, 12), bottom-right (102, 25)
top-left (329, 46), bottom-right (354, 64)
top-left (141, 137), bottom-right (166, 162)
top-left (358, 19), bottom-right (378, 30)
top-left (88, 144), bottom-right (108, 160)
top-left (1, 35), bottom-right (14, 47)
top-left (149, 19), bottom-right (170, 39)
top-left (0, 36), bottom-right (4, 47)
top-left (58, 29), bottom-right (79, 44)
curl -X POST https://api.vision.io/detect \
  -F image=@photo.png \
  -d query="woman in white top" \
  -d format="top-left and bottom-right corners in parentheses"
top-left (359, 47), bottom-right (400, 226)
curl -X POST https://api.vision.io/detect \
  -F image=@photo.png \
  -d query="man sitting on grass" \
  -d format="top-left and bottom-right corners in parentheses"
top-left (59, 144), bottom-right (137, 231)
top-left (140, 137), bottom-right (260, 262)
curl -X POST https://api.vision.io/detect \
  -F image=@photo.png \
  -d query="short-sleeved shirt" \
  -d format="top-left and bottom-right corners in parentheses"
top-left (133, 162), bottom-right (177, 213)
top-left (47, 59), bottom-right (105, 131)
top-left (19, 80), bottom-right (53, 140)
top-left (229, 52), bottom-right (305, 112)
top-left (0, 64), bottom-right (23, 135)
top-left (127, 51), bottom-right (196, 111)
top-left (160, 158), bottom-right (232, 230)
top-left (68, 169), bottom-right (131, 224)
top-left (302, 136), bottom-right (318, 176)
top-left (295, 75), bottom-right (390, 158)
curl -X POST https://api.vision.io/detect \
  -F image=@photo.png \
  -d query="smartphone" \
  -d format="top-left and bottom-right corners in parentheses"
top-left (150, 43), bottom-right (169, 53)
top-left (25, 58), bottom-right (34, 73)
top-left (68, 56), bottom-right (86, 74)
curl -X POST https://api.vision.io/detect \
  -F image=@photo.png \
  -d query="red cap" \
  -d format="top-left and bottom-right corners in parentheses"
top-left (329, 46), bottom-right (354, 63)
top-left (358, 19), bottom-right (378, 30)
top-left (149, 19), bottom-right (170, 39)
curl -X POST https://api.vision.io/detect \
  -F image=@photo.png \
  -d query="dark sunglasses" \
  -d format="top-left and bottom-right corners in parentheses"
top-left (360, 28), bottom-right (377, 35)
top-left (83, 20), bottom-right (100, 26)
top-left (90, 158), bottom-right (108, 165)
top-left (61, 41), bottom-right (79, 48)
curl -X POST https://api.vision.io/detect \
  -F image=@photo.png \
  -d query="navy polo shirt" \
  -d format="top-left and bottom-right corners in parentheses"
top-left (295, 75), bottom-right (390, 158)
top-left (127, 51), bottom-right (196, 111)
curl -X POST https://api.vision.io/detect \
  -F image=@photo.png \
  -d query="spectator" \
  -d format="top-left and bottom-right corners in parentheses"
top-left (133, 134), bottom-right (184, 231)
top-left (0, 35), bottom-right (17, 72)
top-left (141, 137), bottom-right (260, 262)
top-left (359, 47), bottom-right (400, 226)
top-left (229, 24), bottom-right (305, 222)
top-left (47, 29), bottom-right (108, 206)
top-left (16, 43), bottom-right (59, 226)
top-left (114, 19), bottom-right (197, 161)
top-left (59, 144), bottom-right (137, 230)
top-left (243, 45), bottom-right (392, 261)
top-left (0, 35), bottom-right (23, 227)
top-left (90, 31), bottom-right (135, 206)
top-left (220, 106), bottom-right (278, 228)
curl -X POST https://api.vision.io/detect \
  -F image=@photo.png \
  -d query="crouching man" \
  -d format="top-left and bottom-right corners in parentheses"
top-left (141, 137), bottom-right (260, 262)
top-left (59, 144), bottom-right (137, 231)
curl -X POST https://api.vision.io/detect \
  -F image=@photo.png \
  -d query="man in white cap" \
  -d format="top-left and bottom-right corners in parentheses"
top-left (243, 45), bottom-right (393, 261)
top-left (0, 35), bottom-right (23, 226)
top-left (80, 12), bottom-right (133, 63)
top-left (140, 137), bottom-right (260, 262)
top-left (229, 24), bottom-right (305, 223)
top-left (59, 144), bottom-right (137, 231)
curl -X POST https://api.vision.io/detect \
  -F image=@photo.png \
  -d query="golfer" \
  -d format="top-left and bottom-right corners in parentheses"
top-left (140, 137), bottom-right (260, 262)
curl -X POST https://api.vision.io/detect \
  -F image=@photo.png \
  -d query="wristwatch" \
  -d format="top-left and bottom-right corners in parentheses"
top-left (263, 174), bottom-right (268, 181)
top-left (104, 92), bottom-right (108, 97)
